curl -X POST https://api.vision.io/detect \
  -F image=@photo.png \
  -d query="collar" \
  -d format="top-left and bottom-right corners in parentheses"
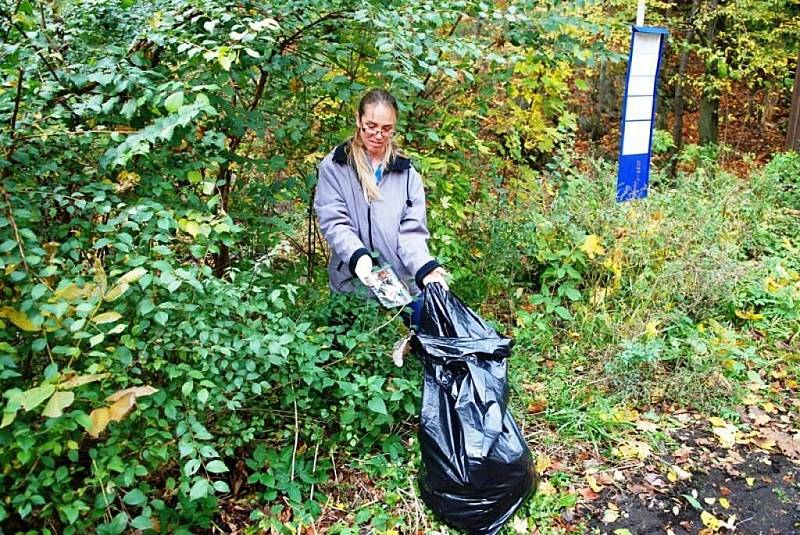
top-left (332, 141), bottom-right (411, 172)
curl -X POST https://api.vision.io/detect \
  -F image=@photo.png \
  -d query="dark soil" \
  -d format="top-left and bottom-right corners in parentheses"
top-left (583, 440), bottom-right (800, 534)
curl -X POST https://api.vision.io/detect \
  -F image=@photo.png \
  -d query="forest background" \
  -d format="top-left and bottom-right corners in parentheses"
top-left (1, 0), bottom-right (799, 533)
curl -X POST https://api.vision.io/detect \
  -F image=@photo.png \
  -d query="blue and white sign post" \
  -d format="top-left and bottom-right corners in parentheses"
top-left (616, 3), bottom-right (668, 202)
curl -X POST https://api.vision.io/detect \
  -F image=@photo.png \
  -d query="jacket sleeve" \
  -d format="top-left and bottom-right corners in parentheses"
top-left (397, 166), bottom-right (441, 289)
top-left (314, 158), bottom-right (369, 276)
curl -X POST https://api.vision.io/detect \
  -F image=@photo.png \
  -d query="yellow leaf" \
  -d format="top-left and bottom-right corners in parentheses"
top-left (93, 258), bottom-right (107, 293)
top-left (538, 480), bottom-right (556, 496)
top-left (610, 407), bottom-right (639, 423)
top-left (106, 385), bottom-right (158, 402)
top-left (708, 416), bottom-right (728, 427)
top-left (51, 282), bottom-right (96, 302)
top-left (762, 401), bottom-right (776, 413)
top-left (108, 393), bottom-right (135, 422)
top-left (185, 220), bottom-right (200, 237)
top-left (535, 454), bottom-right (551, 474)
top-left (668, 464), bottom-right (692, 482)
top-left (88, 407), bottom-right (111, 438)
top-left (0, 307), bottom-right (40, 331)
top-left (614, 440), bottom-right (650, 460)
top-left (614, 530), bottom-right (633, 535)
top-left (645, 320), bottom-right (660, 338)
top-left (92, 311), bottom-right (122, 324)
top-left (701, 510), bottom-right (721, 531)
top-left (104, 282), bottom-right (130, 302)
top-left (742, 394), bottom-right (760, 405)
top-left (581, 234), bottom-right (606, 259)
top-left (734, 309), bottom-right (764, 321)
top-left (746, 477), bottom-right (755, 487)
top-left (42, 391), bottom-right (75, 418)
top-left (712, 424), bottom-right (738, 449)
top-left (59, 373), bottom-right (109, 389)
top-left (587, 474), bottom-right (604, 493)
top-left (719, 498), bottom-right (730, 509)
top-left (118, 267), bottom-right (147, 286)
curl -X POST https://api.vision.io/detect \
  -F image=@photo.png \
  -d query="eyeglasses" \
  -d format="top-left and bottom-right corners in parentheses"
top-left (361, 125), bottom-right (396, 138)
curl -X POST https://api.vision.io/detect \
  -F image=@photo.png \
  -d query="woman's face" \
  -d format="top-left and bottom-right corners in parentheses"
top-left (357, 103), bottom-right (397, 157)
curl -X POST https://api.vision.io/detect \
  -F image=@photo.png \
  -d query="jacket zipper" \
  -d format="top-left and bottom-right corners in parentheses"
top-left (367, 204), bottom-right (374, 250)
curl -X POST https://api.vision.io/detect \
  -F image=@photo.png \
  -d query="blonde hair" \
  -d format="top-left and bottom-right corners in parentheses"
top-left (349, 89), bottom-right (400, 203)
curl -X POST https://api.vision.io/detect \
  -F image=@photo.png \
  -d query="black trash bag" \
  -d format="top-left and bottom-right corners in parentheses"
top-left (411, 284), bottom-right (537, 535)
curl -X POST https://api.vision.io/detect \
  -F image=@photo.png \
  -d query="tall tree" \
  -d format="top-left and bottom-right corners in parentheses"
top-left (788, 51), bottom-right (800, 151)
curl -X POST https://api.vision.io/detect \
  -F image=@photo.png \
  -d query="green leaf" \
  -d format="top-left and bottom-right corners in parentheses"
top-left (205, 460), bottom-right (228, 473)
top-left (31, 284), bottom-right (48, 300)
top-left (181, 380), bottom-right (193, 396)
top-left (20, 384), bottom-right (56, 411)
top-left (564, 287), bottom-right (581, 301)
top-left (154, 311), bottom-right (168, 326)
top-left (554, 306), bottom-right (573, 320)
top-left (367, 397), bottom-right (387, 416)
top-left (683, 493), bottom-right (703, 511)
top-left (89, 333), bottom-right (105, 347)
top-left (189, 478), bottom-right (210, 501)
top-left (42, 391), bottom-right (75, 418)
top-left (197, 388), bottom-right (209, 404)
top-left (184, 458), bottom-right (201, 476)
top-left (164, 91), bottom-right (184, 113)
top-left (213, 480), bottom-right (230, 493)
top-left (99, 512), bottom-right (128, 535)
top-left (1, 409), bottom-right (18, 428)
top-left (122, 488), bottom-right (147, 506)
top-left (130, 515), bottom-right (153, 530)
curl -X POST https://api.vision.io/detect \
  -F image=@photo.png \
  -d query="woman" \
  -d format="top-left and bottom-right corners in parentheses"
top-left (314, 89), bottom-right (448, 327)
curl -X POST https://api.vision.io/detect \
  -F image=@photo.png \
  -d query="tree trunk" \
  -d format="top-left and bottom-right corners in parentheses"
top-left (673, 0), bottom-right (701, 153)
top-left (589, 60), bottom-right (611, 140)
top-left (699, 0), bottom-right (723, 145)
top-left (787, 51), bottom-right (800, 151)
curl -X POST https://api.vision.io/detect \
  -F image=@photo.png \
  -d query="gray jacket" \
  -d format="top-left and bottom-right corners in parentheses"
top-left (314, 142), bottom-right (440, 296)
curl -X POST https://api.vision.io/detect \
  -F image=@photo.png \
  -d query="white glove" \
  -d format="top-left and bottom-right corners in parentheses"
top-left (354, 255), bottom-right (373, 286)
top-left (422, 267), bottom-right (449, 291)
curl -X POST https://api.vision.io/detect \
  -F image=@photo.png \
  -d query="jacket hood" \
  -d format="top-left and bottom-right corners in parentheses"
top-left (332, 141), bottom-right (412, 172)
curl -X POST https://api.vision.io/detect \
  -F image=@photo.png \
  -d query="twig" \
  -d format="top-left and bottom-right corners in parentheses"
top-left (309, 439), bottom-right (320, 501)
top-left (290, 396), bottom-right (299, 481)
top-left (0, 189), bottom-right (29, 273)
top-left (366, 307), bottom-right (404, 338)
top-left (330, 449), bottom-right (338, 483)
top-left (92, 459), bottom-right (114, 522)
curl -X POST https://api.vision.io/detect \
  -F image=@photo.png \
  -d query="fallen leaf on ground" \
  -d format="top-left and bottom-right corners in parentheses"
top-left (511, 516), bottom-right (528, 534)
top-left (586, 474), bottom-right (604, 493)
top-left (668, 464), bottom-right (692, 482)
top-left (748, 406), bottom-right (771, 426)
top-left (536, 454), bottom-right (551, 474)
top-left (709, 417), bottom-right (739, 449)
top-left (602, 508), bottom-right (620, 524)
top-left (614, 440), bottom-right (651, 460)
top-left (538, 480), bottom-right (556, 496)
top-left (700, 510), bottom-right (721, 531)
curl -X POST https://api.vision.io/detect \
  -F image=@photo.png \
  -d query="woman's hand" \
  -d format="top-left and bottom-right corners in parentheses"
top-left (422, 267), bottom-right (449, 291)
top-left (354, 255), bottom-right (374, 286)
